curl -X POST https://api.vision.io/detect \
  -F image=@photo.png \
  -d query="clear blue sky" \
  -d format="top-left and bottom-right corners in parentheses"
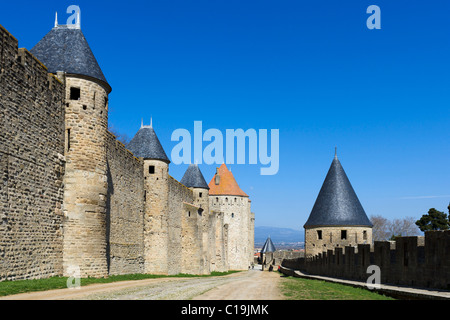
top-left (2, 1), bottom-right (449, 230)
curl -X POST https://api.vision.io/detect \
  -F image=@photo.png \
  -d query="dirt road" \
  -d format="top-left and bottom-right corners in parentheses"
top-left (0, 269), bottom-right (285, 300)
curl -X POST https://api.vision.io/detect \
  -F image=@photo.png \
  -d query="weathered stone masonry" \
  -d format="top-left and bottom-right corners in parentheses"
top-left (0, 25), bottom-right (65, 281)
top-left (106, 132), bottom-right (145, 275)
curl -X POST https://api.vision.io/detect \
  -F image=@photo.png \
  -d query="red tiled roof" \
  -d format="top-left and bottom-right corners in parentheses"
top-left (208, 164), bottom-right (249, 197)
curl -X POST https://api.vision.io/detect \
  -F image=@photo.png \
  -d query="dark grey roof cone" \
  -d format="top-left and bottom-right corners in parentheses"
top-left (180, 164), bottom-right (210, 189)
top-left (127, 124), bottom-right (170, 163)
top-left (30, 25), bottom-right (111, 93)
top-left (304, 154), bottom-right (373, 228)
top-left (260, 237), bottom-right (276, 254)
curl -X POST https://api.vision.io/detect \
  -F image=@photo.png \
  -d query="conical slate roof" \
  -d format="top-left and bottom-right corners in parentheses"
top-left (180, 164), bottom-right (210, 189)
top-left (208, 164), bottom-right (248, 197)
top-left (30, 25), bottom-right (111, 92)
top-left (261, 237), bottom-right (276, 254)
top-left (127, 125), bottom-right (170, 163)
top-left (304, 155), bottom-right (373, 228)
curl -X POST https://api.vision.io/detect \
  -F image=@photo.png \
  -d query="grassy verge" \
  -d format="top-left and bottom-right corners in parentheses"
top-left (280, 275), bottom-right (394, 300)
top-left (0, 271), bottom-right (241, 297)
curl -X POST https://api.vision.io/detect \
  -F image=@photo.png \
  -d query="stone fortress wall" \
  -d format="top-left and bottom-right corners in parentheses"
top-left (106, 131), bottom-right (145, 275)
top-left (0, 24), bottom-right (254, 281)
top-left (281, 230), bottom-right (450, 290)
top-left (0, 25), bottom-right (66, 281)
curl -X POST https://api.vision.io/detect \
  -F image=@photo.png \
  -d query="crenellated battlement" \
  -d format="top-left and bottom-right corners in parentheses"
top-left (282, 230), bottom-right (450, 290)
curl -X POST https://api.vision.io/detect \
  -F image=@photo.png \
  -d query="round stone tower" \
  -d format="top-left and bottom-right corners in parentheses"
top-left (31, 19), bottom-right (112, 277)
top-left (180, 164), bottom-right (211, 274)
top-left (303, 152), bottom-right (373, 258)
top-left (181, 164), bottom-right (210, 215)
top-left (127, 121), bottom-right (171, 275)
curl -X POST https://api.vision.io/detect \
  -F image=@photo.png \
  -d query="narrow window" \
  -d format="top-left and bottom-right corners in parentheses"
top-left (70, 87), bottom-right (81, 100)
top-left (149, 166), bottom-right (155, 174)
top-left (199, 192), bottom-right (203, 198)
top-left (83, 105), bottom-right (87, 110)
top-left (317, 230), bottom-right (322, 240)
top-left (104, 96), bottom-right (108, 108)
top-left (67, 129), bottom-right (71, 151)
top-left (341, 230), bottom-right (347, 240)
top-left (188, 211), bottom-right (191, 217)
top-left (216, 197), bottom-right (219, 203)
top-left (363, 230), bottom-right (367, 241)
top-left (232, 213), bottom-right (235, 218)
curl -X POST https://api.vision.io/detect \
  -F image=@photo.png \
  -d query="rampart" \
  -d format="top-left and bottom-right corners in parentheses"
top-left (168, 176), bottom-right (195, 275)
top-left (106, 132), bottom-right (145, 275)
top-left (281, 230), bottom-right (450, 290)
top-left (0, 25), bottom-right (66, 281)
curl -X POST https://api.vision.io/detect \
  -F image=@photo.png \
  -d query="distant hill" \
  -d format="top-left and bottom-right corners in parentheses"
top-left (255, 226), bottom-right (304, 245)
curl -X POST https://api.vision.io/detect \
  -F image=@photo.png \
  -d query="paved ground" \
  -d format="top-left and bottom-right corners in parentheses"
top-left (0, 269), bottom-right (285, 300)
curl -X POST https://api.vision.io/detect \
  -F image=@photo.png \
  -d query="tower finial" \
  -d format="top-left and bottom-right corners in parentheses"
top-left (141, 118), bottom-right (144, 128)
top-left (335, 146), bottom-right (338, 159)
top-left (54, 12), bottom-right (58, 28)
top-left (150, 117), bottom-right (153, 128)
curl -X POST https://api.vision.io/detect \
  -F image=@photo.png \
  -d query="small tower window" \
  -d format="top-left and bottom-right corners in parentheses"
top-left (232, 213), bottom-right (235, 218)
top-left (70, 87), bottom-right (81, 100)
top-left (341, 230), bottom-right (347, 240)
top-left (149, 166), bottom-right (155, 174)
top-left (66, 129), bottom-right (71, 151)
top-left (199, 192), bottom-right (203, 198)
top-left (363, 230), bottom-right (368, 241)
top-left (317, 230), bottom-right (322, 240)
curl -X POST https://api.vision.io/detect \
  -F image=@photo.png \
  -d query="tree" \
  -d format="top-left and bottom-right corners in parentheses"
top-left (388, 217), bottom-right (421, 238)
top-left (415, 208), bottom-right (450, 232)
top-left (370, 215), bottom-right (391, 241)
top-left (370, 215), bottom-right (421, 241)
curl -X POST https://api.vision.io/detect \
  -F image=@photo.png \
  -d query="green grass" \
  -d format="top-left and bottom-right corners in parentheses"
top-left (0, 271), bottom-right (241, 297)
top-left (280, 275), bottom-right (394, 300)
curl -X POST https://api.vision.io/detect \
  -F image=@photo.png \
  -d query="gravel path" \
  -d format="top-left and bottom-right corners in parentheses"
top-left (1, 269), bottom-right (285, 300)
